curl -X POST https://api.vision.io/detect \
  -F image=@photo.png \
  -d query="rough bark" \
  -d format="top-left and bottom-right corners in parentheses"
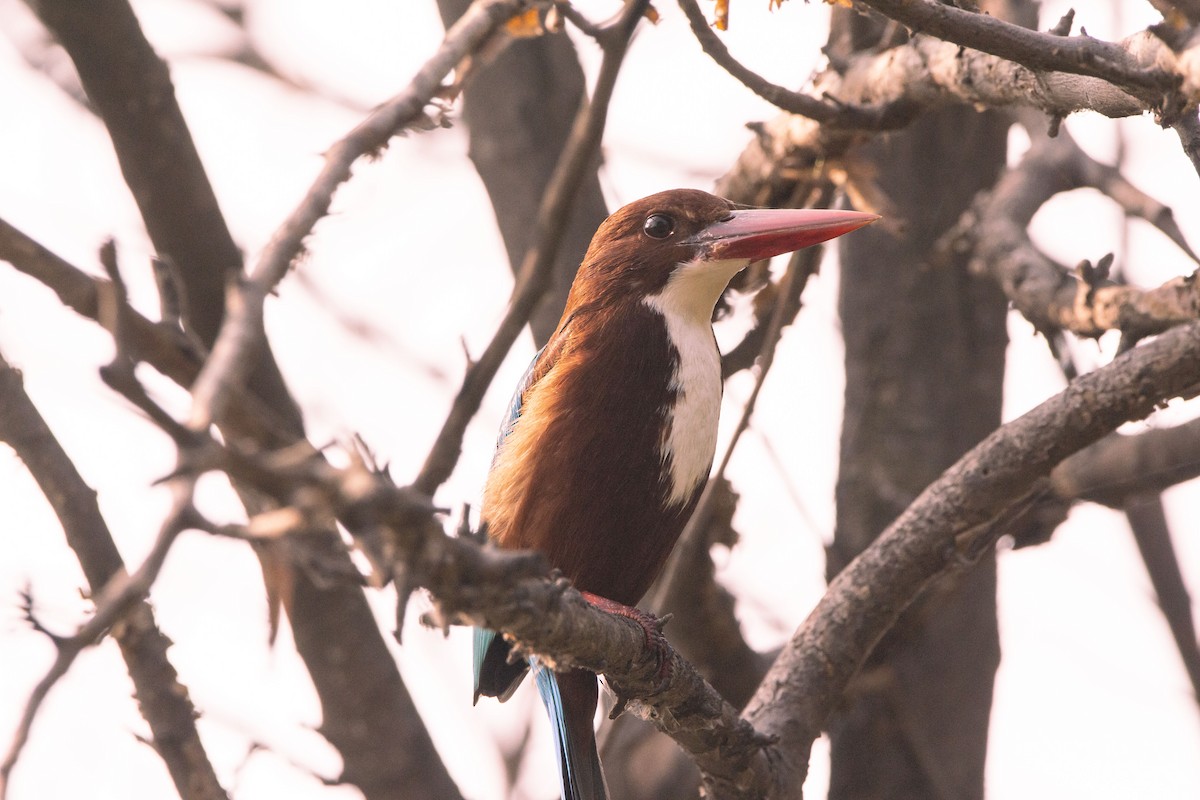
top-left (825, 9), bottom-right (1010, 798)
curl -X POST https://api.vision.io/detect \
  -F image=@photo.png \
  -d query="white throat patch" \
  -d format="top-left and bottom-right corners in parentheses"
top-left (643, 257), bottom-right (747, 508)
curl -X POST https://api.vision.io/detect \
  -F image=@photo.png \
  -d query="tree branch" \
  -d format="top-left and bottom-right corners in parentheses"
top-left (722, 321), bottom-right (1200, 798)
top-left (856, 0), bottom-right (1185, 110)
top-left (0, 470), bottom-right (200, 799)
top-left (941, 129), bottom-right (1200, 342)
top-left (0, 354), bottom-right (226, 800)
top-left (1050, 417), bottom-right (1200, 507)
top-left (1124, 494), bottom-right (1200, 709)
top-left (675, 0), bottom-right (916, 128)
top-left (437, 0), bottom-right (610, 346)
top-left (187, 0), bottom-right (528, 433)
top-left (716, 20), bottom-right (1200, 206)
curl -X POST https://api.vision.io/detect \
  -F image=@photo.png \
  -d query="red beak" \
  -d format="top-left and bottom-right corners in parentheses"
top-left (685, 207), bottom-right (880, 261)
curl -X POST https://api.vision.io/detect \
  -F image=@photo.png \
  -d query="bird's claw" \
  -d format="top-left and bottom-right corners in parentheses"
top-left (581, 591), bottom-right (674, 692)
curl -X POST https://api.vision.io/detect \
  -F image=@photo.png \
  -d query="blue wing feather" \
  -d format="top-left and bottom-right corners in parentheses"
top-left (493, 346), bottom-right (545, 456)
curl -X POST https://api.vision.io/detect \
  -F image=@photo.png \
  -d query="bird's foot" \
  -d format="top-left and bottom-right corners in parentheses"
top-left (580, 592), bottom-right (673, 691)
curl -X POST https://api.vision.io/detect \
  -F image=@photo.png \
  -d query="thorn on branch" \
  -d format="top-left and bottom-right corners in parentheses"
top-left (17, 586), bottom-right (67, 647)
top-left (555, 1), bottom-right (605, 40)
top-left (1049, 9), bottom-right (1075, 37)
top-left (150, 256), bottom-right (190, 331)
top-left (1077, 253), bottom-right (1115, 305)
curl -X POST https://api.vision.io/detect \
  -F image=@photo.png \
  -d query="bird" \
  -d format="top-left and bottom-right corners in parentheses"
top-left (473, 188), bottom-right (877, 800)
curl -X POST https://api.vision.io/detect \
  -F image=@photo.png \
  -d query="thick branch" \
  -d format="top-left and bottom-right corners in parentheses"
top-left (1051, 417), bottom-right (1200, 507)
top-left (943, 129), bottom-right (1199, 340)
top-left (722, 322), bottom-right (1200, 798)
top-left (856, 0), bottom-right (1184, 107)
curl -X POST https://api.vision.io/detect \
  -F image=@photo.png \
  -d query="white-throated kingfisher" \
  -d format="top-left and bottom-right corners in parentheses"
top-left (474, 189), bottom-right (877, 800)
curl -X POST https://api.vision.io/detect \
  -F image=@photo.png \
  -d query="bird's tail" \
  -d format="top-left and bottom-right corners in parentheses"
top-left (533, 665), bottom-right (608, 800)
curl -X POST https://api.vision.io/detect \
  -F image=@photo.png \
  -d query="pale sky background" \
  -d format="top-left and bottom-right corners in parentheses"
top-left (1, 1), bottom-right (1199, 799)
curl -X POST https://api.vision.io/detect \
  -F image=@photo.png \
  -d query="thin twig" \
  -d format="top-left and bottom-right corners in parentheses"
top-left (0, 353), bottom-right (227, 800)
top-left (0, 476), bottom-right (199, 797)
top-left (187, 0), bottom-right (528, 432)
top-left (414, 0), bottom-right (652, 494)
top-left (675, 0), bottom-right (913, 129)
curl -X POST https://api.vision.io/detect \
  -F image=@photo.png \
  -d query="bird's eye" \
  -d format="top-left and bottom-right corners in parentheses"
top-left (643, 213), bottom-right (675, 239)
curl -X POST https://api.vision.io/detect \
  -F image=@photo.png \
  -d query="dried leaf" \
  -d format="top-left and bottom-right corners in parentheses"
top-left (713, 0), bottom-right (729, 30)
top-left (257, 540), bottom-right (295, 646)
top-left (505, 7), bottom-right (544, 38)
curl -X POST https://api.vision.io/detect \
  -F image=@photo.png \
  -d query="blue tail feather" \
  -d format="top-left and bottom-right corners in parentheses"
top-left (533, 664), bottom-right (608, 800)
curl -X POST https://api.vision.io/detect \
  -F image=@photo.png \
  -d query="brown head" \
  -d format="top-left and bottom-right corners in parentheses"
top-left (561, 188), bottom-right (879, 322)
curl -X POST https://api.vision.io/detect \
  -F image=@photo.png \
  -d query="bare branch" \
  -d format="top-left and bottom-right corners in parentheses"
top-left (716, 25), bottom-right (1200, 205)
top-left (1173, 108), bottom-right (1200, 178)
top-left (187, 0), bottom-right (529, 433)
top-left (0, 353), bottom-right (226, 800)
top-left (855, 0), bottom-right (1185, 110)
top-left (0, 217), bottom-right (299, 446)
top-left (437, 0), bottom-right (610, 346)
top-left (942, 130), bottom-right (1200, 341)
top-left (0, 473), bottom-right (200, 797)
top-left (1050, 417), bottom-right (1200, 507)
top-left (676, 0), bottom-right (915, 128)
top-left (1124, 494), bottom-right (1200, 709)
top-left (29, 0), bottom-right (243, 345)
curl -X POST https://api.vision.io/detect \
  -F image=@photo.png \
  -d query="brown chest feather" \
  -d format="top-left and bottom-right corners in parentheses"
top-left (481, 303), bottom-right (704, 605)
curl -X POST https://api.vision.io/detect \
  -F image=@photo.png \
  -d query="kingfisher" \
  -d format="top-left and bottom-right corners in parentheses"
top-left (474, 188), bottom-right (877, 800)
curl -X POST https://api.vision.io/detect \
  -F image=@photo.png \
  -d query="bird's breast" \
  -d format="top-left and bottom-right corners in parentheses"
top-left (642, 295), bottom-right (722, 509)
